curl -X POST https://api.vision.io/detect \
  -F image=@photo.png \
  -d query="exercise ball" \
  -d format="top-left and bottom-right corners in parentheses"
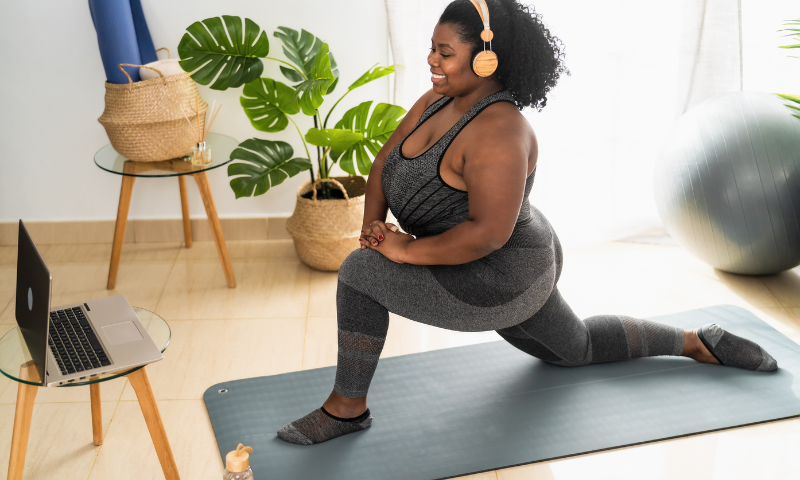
top-left (655, 91), bottom-right (800, 275)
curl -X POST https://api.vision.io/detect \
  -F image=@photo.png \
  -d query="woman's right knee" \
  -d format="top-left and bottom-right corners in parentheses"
top-left (338, 248), bottom-right (376, 287)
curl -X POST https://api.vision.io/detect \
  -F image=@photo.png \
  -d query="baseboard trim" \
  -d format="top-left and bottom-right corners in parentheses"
top-left (0, 216), bottom-right (292, 246)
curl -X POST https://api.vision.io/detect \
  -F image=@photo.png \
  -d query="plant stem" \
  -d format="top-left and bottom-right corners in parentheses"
top-left (323, 89), bottom-right (352, 128)
top-left (264, 57), bottom-right (307, 79)
top-left (320, 147), bottom-right (333, 198)
top-left (321, 147), bottom-right (332, 173)
top-left (288, 116), bottom-right (314, 185)
top-left (312, 115), bottom-right (328, 198)
top-left (313, 115), bottom-right (323, 175)
top-left (314, 112), bottom-right (332, 199)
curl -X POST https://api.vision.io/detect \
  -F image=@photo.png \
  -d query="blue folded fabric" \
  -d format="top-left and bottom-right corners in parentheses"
top-left (129, 0), bottom-right (158, 64)
top-left (89, 0), bottom-right (142, 84)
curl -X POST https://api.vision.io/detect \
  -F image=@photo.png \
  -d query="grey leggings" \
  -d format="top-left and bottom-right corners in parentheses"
top-left (333, 245), bottom-right (685, 399)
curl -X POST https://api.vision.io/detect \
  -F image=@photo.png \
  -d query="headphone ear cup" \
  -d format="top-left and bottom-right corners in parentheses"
top-left (472, 50), bottom-right (498, 78)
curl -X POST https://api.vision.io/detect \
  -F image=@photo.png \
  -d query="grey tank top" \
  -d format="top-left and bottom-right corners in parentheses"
top-left (381, 90), bottom-right (537, 242)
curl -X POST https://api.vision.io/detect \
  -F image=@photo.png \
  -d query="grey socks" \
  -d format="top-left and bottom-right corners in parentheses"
top-left (697, 323), bottom-right (778, 372)
top-left (277, 407), bottom-right (373, 445)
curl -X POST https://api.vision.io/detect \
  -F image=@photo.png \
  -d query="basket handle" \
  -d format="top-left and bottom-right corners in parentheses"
top-left (117, 63), bottom-right (166, 86)
top-left (156, 47), bottom-right (171, 59)
top-left (311, 178), bottom-right (350, 203)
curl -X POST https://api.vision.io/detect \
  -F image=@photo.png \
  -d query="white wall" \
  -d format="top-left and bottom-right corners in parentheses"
top-left (520, 0), bottom-right (800, 246)
top-left (0, 0), bottom-right (389, 222)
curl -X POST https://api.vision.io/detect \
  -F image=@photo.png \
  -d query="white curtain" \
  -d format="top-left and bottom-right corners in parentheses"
top-left (384, 0), bottom-right (451, 110)
top-left (384, 0), bottom-right (743, 246)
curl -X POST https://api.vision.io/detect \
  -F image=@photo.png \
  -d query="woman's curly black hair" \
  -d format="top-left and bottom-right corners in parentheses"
top-left (439, 0), bottom-right (568, 110)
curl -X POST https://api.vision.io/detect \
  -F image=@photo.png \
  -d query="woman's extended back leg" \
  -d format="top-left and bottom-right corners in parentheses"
top-left (496, 288), bottom-right (686, 366)
top-left (497, 287), bottom-right (778, 372)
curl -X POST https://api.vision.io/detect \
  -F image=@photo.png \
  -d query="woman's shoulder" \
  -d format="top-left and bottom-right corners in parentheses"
top-left (406, 89), bottom-right (445, 122)
top-left (420, 89), bottom-right (445, 110)
top-left (469, 99), bottom-right (533, 141)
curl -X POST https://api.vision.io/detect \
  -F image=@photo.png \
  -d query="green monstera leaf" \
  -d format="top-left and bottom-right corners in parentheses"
top-left (348, 64), bottom-right (395, 91)
top-left (292, 43), bottom-right (336, 115)
top-left (240, 79), bottom-right (300, 132)
top-left (274, 27), bottom-right (339, 99)
top-left (178, 16), bottom-right (270, 90)
top-left (305, 128), bottom-right (364, 152)
top-left (274, 27), bottom-right (322, 73)
top-left (228, 139), bottom-right (311, 198)
top-left (331, 102), bottom-right (407, 175)
top-left (323, 63), bottom-right (395, 127)
top-left (327, 52), bottom-right (340, 94)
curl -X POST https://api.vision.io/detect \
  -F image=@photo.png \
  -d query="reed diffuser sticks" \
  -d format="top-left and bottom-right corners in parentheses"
top-left (189, 97), bottom-right (222, 166)
top-left (196, 97), bottom-right (201, 142)
top-left (204, 104), bottom-right (222, 140)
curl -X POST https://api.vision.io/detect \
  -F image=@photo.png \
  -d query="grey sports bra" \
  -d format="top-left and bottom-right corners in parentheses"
top-left (381, 90), bottom-right (536, 238)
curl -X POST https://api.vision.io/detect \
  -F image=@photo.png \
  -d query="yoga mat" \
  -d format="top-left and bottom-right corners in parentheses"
top-left (204, 305), bottom-right (800, 480)
top-left (88, 0), bottom-right (142, 83)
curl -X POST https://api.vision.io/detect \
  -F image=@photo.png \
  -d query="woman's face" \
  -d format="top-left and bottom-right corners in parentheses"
top-left (428, 22), bottom-right (483, 97)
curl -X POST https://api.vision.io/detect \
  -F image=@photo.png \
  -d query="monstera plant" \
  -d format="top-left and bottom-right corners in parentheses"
top-left (776, 17), bottom-right (800, 118)
top-left (177, 16), bottom-right (406, 200)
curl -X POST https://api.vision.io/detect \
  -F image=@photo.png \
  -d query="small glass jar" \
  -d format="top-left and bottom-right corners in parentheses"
top-left (191, 141), bottom-right (213, 166)
top-left (223, 444), bottom-right (254, 480)
top-left (223, 466), bottom-right (253, 480)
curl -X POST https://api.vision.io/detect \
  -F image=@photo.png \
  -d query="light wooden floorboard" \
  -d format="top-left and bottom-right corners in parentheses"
top-left (0, 239), bottom-right (799, 479)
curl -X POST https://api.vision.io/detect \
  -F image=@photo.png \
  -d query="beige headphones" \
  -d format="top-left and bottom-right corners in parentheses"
top-left (469, 0), bottom-right (498, 77)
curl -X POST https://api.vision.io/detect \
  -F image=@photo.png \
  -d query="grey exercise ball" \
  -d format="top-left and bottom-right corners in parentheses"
top-left (655, 91), bottom-right (800, 275)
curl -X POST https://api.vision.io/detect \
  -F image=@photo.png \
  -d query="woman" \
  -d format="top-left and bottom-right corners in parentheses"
top-left (277, 0), bottom-right (777, 445)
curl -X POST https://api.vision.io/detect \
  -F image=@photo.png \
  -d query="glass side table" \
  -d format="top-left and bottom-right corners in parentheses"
top-left (94, 131), bottom-right (239, 290)
top-left (1, 307), bottom-right (179, 480)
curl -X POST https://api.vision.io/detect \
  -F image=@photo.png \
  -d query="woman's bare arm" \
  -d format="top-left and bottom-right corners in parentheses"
top-left (361, 90), bottom-right (442, 232)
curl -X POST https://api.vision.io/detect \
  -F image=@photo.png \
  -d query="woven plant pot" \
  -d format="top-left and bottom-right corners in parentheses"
top-left (286, 176), bottom-right (367, 271)
top-left (98, 63), bottom-right (207, 162)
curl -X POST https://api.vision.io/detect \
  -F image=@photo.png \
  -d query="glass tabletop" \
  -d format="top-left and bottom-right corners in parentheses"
top-left (94, 132), bottom-right (239, 177)
top-left (0, 307), bottom-right (171, 387)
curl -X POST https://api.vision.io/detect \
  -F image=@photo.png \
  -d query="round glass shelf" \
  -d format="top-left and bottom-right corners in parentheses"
top-left (94, 132), bottom-right (239, 177)
top-left (0, 307), bottom-right (171, 387)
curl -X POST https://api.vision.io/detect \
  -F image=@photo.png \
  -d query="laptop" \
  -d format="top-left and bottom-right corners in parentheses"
top-left (15, 220), bottom-right (163, 386)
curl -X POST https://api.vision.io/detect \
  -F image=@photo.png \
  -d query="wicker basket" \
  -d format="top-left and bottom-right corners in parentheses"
top-left (98, 63), bottom-right (207, 162)
top-left (286, 176), bottom-right (367, 271)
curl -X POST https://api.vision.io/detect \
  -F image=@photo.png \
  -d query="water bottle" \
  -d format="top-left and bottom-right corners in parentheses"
top-left (223, 443), bottom-right (254, 480)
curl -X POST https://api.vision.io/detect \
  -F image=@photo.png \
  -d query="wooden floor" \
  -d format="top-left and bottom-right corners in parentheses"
top-left (1, 239), bottom-right (799, 479)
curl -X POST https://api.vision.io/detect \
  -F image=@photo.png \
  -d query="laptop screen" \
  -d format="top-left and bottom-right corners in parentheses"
top-left (15, 220), bottom-right (51, 385)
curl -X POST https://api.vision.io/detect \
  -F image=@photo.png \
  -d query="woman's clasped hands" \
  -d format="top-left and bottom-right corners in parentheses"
top-left (360, 220), bottom-right (415, 264)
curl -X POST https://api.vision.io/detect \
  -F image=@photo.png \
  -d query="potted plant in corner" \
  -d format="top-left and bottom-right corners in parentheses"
top-left (177, 16), bottom-right (406, 270)
top-left (776, 17), bottom-right (800, 118)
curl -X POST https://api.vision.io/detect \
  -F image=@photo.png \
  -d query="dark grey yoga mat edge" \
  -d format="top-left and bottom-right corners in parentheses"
top-left (204, 305), bottom-right (800, 480)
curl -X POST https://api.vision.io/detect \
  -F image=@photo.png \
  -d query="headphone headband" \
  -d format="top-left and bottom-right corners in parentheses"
top-left (469, 0), bottom-right (491, 32)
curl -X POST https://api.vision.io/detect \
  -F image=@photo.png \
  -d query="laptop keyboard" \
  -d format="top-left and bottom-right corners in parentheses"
top-left (48, 307), bottom-right (112, 376)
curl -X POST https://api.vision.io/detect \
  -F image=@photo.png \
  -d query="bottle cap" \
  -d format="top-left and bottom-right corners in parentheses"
top-left (225, 443), bottom-right (252, 473)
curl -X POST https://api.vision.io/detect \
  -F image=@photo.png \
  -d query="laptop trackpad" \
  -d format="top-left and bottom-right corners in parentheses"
top-left (103, 322), bottom-right (143, 345)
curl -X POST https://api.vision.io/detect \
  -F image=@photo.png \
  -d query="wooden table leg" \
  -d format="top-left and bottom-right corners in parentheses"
top-left (107, 175), bottom-right (136, 290)
top-left (178, 176), bottom-right (192, 248)
top-left (127, 367), bottom-right (180, 480)
top-left (193, 172), bottom-right (236, 288)
top-left (90, 383), bottom-right (103, 446)
top-left (8, 365), bottom-right (39, 480)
